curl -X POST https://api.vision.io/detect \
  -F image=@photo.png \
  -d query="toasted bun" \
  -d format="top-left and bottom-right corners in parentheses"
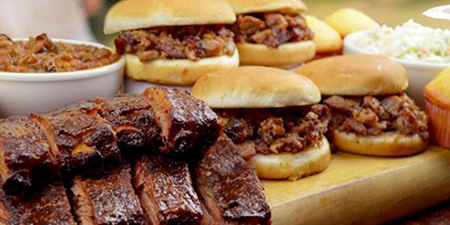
top-left (324, 8), bottom-right (379, 37)
top-left (226, 0), bottom-right (307, 14)
top-left (104, 0), bottom-right (236, 34)
top-left (192, 66), bottom-right (321, 108)
top-left (125, 51), bottom-right (239, 86)
top-left (237, 41), bottom-right (316, 67)
top-left (295, 55), bottom-right (408, 96)
top-left (332, 130), bottom-right (428, 156)
top-left (247, 138), bottom-right (330, 180)
top-left (304, 15), bottom-right (342, 53)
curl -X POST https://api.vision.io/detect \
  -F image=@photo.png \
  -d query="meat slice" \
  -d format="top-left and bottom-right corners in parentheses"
top-left (324, 95), bottom-right (359, 112)
top-left (71, 163), bottom-right (145, 225)
top-left (95, 94), bottom-right (161, 151)
top-left (0, 117), bottom-right (56, 194)
top-left (195, 135), bottom-right (271, 225)
top-left (143, 88), bottom-right (220, 155)
top-left (32, 108), bottom-right (120, 174)
top-left (0, 180), bottom-right (76, 225)
top-left (133, 155), bottom-right (203, 224)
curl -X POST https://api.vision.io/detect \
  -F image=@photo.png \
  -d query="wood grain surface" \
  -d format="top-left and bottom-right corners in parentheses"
top-left (263, 146), bottom-right (450, 225)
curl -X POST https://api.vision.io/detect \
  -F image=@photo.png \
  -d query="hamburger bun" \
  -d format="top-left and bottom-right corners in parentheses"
top-left (104, 0), bottom-right (236, 34)
top-left (125, 51), bottom-right (239, 86)
top-left (331, 131), bottom-right (428, 156)
top-left (192, 66), bottom-right (321, 108)
top-left (237, 41), bottom-right (316, 67)
top-left (295, 55), bottom-right (408, 96)
top-left (324, 8), bottom-right (379, 37)
top-left (226, 0), bottom-right (307, 14)
top-left (248, 137), bottom-right (330, 180)
top-left (304, 15), bottom-right (342, 53)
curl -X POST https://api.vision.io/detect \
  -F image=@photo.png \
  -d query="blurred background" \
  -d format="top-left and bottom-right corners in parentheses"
top-left (0, 0), bottom-right (448, 45)
top-left (96, 0), bottom-right (449, 44)
top-left (304, 0), bottom-right (449, 28)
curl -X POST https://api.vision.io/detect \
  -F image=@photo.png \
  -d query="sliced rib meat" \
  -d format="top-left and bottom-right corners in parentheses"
top-left (0, 117), bottom-right (57, 194)
top-left (71, 163), bottom-right (145, 225)
top-left (94, 94), bottom-right (161, 151)
top-left (133, 155), bottom-right (202, 224)
top-left (195, 135), bottom-right (271, 225)
top-left (0, 180), bottom-right (76, 225)
top-left (32, 108), bottom-right (120, 174)
top-left (143, 88), bottom-right (221, 155)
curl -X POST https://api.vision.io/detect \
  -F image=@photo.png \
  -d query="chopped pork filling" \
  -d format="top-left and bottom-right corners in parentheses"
top-left (114, 25), bottom-right (236, 62)
top-left (216, 105), bottom-right (329, 158)
top-left (231, 13), bottom-right (314, 47)
top-left (323, 94), bottom-right (429, 140)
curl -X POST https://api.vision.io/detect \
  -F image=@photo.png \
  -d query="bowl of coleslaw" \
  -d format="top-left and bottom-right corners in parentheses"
top-left (343, 20), bottom-right (450, 107)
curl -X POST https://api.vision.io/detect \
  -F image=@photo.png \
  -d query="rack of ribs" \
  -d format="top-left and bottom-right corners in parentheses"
top-left (195, 135), bottom-right (272, 225)
top-left (0, 117), bottom-right (57, 194)
top-left (133, 155), bottom-right (203, 224)
top-left (143, 88), bottom-right (220, 155)
top-left (0, 180), bottom-right (76, 225)
top-left (71, 163), bottom-right (145, 225)
top-left (31, 107), bottom-right (121, 175)
top-left (0, 88), bottom-right (221, 194)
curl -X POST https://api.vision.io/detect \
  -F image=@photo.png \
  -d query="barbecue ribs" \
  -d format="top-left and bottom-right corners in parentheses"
top-left (32, 107), bottom-right (121, 174)
top-left (143, 88), bottom-right (220, 155)
top-left (71, 163), bottom-right (145, 225)
top-left (0, 117), bottom-right (57, 194)
top-left (0, 180), bottom-right (76, 225)
top-left (195, 135), bottom-right (272, 225)
top-left (133, 155), bottom-right (203, 224)
top-left (95, 94), bottom-right (161, 152)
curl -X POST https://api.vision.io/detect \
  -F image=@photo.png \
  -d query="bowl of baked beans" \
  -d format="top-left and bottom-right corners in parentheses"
top-left (0, 33), bottom-right (125, 116)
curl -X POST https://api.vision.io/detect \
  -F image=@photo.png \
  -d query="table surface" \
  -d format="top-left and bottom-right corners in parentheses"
top-left (262, 146), bottom-right (450, 225)
top-left (396, 201), bottom-right (450, 225)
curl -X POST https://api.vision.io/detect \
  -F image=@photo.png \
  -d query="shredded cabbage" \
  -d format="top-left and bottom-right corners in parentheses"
top-left (356, 20), bottom-right (450, 64)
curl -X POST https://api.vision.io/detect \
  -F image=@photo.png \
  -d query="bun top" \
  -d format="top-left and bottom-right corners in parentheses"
top-left (226, 0), bottom-right (307, 14)
top-left (192, 66), bottom-right (321, 108)
top-left (104, 0), bottom-right (236, 34)
top-left (424, 68), bottom-right (450, 110)
top-left (295, 55), bottom-right (408, 96)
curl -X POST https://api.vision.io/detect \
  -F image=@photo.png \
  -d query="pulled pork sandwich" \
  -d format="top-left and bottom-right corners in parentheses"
top-left (192, 66), bottom-right (330, 180)
top-left (104, 0), bottom-right (239, 86)
top-left (226, 0), bottom-right (316, 66)
top-left (295, 55), bottom-right (429, 156)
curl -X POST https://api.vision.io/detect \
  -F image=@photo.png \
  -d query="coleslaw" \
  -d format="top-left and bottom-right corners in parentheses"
top-left (356, 20), bottom-right (450, 64)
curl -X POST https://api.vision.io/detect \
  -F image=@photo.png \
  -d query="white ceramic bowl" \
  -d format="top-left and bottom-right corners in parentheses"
top-left (343, 30), bottom-right (450, 107)
top-left (0, 39), bottom-right (125, 117)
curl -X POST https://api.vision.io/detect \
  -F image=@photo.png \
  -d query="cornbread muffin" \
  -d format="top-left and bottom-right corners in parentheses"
top-left (424, 68), bottom-right (450, 148)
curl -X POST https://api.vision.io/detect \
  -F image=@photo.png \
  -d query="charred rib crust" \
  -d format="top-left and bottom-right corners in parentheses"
top-left (0, 117), bottom-right (56, 194)
top-left (33, 109), bottom-right (120, 174)
top-left (195, 135), bottom-right (272, 225)
top-left (143, 88), bottom-right (220, 155)
top-left (95, 94), bottom-right (161, 151)
top-left (133, 155), bottom-right (203, 224)
top-left (71, 163), bottom-right (145, 225)
top-left (0, 180), bottom-right (76, 225)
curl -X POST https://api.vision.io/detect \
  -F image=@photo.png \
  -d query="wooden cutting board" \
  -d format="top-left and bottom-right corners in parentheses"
top-left (263, 146), bottom-right (450, 225)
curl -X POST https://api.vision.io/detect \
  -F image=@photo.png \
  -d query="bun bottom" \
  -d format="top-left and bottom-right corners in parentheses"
top-left (125, 51), bottom-right (239, 86)
top-left (332, 130), bottom-right (429, 156)
top-left (247, 138), bottom-right (330, 180)
top-left (237, 41), bottom-right (316, 67)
